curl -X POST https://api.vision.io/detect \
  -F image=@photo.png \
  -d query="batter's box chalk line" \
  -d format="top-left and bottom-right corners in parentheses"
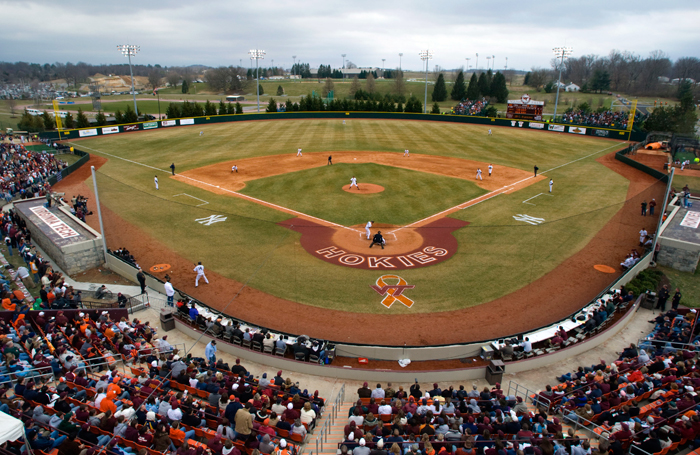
top-left (173, 193), bottom-right (209, 206)
top-left (522, 193), bottom-right (553, 206)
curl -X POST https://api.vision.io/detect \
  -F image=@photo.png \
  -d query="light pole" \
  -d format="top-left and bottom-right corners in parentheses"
top-left (341, 54), bottom-right (346, 81)
top-left (505, 57), bottom-right (508, 70)
top-left (117, 44), bottom-right (140, 116)
top-left (292, 55), bottom-right (296, 78)
top-left (419, 49), bottom-right (433, 114)
top-left (475, 53), bottom-right (479, 71)
top-left (552, 46), bottom-right (573, 120)
top-left (249, 49), bottom-right (265, 113)
top-left (465, 58), bottom-right (470, 72)
top-left (486, 56), bottom-right (491, 72)
top-left (492, 55), bottom-right (495, 70)
top-left (381, 59), bottom-right (385, 78)
top-left (399, 53), bottom-right (403, 72)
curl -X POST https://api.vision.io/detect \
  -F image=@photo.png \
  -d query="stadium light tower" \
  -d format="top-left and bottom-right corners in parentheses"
top-left (419, 49), bottom-right (433, 114)
top-left (486, 56), bottom-right (491, 71)
top-left (465, 57), bottom-right (470, 72)
top-left (475, 53), bottom-right (479, 71)
top-left (117, 44), bottom-right (140, 116)
top-left (249, 49), bottom-right (265, 113)
top-left (552, 46), bottom-right (573, 120)
top-left (292, 55), bottom-right (296, 78)
top-left (505, 57), bottom-right (508, 70)
top-left (492, 55), bottom-right (495, 70)
top-left (341, 54), bottom-right (346, 80)
top-left (399, 53), bottom-right (403, 71)
top-left (381, 58), bottom-right (386, 78)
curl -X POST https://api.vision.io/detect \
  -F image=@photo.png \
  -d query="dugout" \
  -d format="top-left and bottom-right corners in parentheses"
top-left (669, 134), bottom-right (700, 161)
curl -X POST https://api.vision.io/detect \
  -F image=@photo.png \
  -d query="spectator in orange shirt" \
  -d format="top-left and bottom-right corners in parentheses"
top-left (100, 390), bottom-right (118, 414)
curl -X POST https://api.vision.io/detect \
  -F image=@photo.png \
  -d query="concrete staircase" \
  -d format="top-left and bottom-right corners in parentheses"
top-left (310, 401), bottom-right (352, 455)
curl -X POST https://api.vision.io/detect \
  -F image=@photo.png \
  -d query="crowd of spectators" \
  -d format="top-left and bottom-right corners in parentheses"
top-left (560, 110), bottom-right (644, 130)
top-left (0, 141), bottom-right (67, 202)
top-left (0, 309), bottom-right (322, 455)
top-left (110, 247), bottom-right (140, 269)
top-left (69, 194), bottom-right (93, 223)
top-left (452, 99), bottom-right (489, 116)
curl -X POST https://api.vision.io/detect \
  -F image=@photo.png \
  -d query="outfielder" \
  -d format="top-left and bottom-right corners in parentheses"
top-left (476, 168), bottom-right (483, 181)
top-left (194, 262), bottom-right (209, 287)
top-left (154, 175), bottom-right (159, 190)
top-left (296, 148), bottom-right (302, 157)
top-left (488, 164), bottom-right (493, 176)
top-left (231, 165), bottom-right (238, 173)
top-left (404, 149), bottom-right (410, 157)
top-left (350, 176), bottom-right (359, 189)
top-left (365, 220), bottom-right (374, 240)
top-left (488, 129), bottom-right (492, 136)
top-left (549, 179), bottom-right (553, 193)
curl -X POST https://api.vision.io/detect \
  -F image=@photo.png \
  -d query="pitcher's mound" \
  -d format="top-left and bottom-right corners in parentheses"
top-left (342, 183), bottom-right (384, 194)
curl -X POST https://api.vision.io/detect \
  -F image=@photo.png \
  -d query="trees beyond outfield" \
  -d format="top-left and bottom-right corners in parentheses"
top-left (432, 73), bottom-right (447, 102)
top-left (451, 70), bottom-right (466, 101)
top-left (490, 71), bottom-right (509, 103)
top-left (466, 73), bottom-right (480, 100)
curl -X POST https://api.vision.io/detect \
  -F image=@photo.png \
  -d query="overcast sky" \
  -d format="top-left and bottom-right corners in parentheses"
top-left (2, 0), bottom-right (699, 71)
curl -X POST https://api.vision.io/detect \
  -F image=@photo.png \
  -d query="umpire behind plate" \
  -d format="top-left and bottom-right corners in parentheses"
top-left (369, 231), bottom-right (386, 249)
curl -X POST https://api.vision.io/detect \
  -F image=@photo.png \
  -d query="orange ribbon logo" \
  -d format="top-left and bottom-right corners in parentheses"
top-left (370, 275), bottom-right (415, 308)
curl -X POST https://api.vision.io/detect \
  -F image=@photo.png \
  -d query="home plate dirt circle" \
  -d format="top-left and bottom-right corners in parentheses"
top-left (342, 183), bottom-right (385, 194)
top-left (332, 223), bottom-right (424, 255)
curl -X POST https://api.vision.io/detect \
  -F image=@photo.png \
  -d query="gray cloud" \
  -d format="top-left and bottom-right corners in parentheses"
top-left (1, 0), bottom-right (698, 70)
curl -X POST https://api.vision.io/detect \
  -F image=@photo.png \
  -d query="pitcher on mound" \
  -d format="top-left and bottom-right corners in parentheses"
top-left (350, 176), bottom-right (359, 189)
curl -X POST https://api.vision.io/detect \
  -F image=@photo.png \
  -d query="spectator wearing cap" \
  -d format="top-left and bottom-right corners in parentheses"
top-left (354, 438), bottom-right (370, 455)
top-left (358, 382), bottom-right (372, 399)
top-left (231, 358), bottom-right (247, 377)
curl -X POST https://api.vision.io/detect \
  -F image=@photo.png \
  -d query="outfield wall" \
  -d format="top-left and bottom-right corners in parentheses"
top-left (39, 112), bottom-right (646, 142)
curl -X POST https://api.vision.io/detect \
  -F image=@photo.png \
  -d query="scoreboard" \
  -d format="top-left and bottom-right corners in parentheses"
top-left (506, 94), bottom-right (544, 121)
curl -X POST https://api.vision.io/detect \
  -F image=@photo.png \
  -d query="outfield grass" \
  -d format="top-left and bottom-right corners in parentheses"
top-left (73, 119), bottom-right (635, 313)
top-left (240, 163), bottom-right (487, 226)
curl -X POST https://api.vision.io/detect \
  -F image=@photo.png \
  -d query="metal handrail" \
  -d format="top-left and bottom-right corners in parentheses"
top-left (507, 380), bottom-right (551, 410)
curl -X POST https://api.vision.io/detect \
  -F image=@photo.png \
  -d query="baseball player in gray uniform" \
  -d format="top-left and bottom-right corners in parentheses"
top-left (194, 262), bottom-right (209, 287)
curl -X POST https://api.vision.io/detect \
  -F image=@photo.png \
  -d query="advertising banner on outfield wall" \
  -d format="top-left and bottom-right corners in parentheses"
top-left (143, 122), bottom-right (158, 130)
top-left (102, 126), bottom-right (119, 135)
top-left (548, 124), bottom-right (565, 132)
top-left (78, 129), bottom-right (98, 137)
top-left (161, 120), bottom-right (177, 127)
top-left (529, 122), bottom-right (545, 129)
top-left (594, 129), bottom-right (609, 137)
top-left (180, 119), bottom-right (195, 125)
top-left (568, 126), bottom-right (587, 135)
top-left (123, 125), bottom-right (140, 132)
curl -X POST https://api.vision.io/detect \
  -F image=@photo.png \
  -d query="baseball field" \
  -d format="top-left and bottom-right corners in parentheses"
top-left (57, 118), bottom-right (664, 345)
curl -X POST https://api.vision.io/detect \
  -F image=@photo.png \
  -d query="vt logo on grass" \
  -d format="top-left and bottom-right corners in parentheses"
top-left (371, 275), bottom-right (415, 309)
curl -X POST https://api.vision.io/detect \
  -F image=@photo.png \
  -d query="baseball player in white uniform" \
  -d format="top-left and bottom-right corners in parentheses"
top-left (231, 165), bottom-right (238, 173)
top-left (350, 176), bottom-right (359, 189)
top-left (194, 262), bottom-right (209, 287)
top-left (476, 169), bottom-right (482, 180)
top-left (488, 164), bottom-right (493, 176)
top-left (296, 148), bottom-right (302, 157)
top-left (488, 129), bottom-right (492, 136)
top-left (404, 149), bottom-right (410, 157)
top-left (200, 131), bottom-right (204, 136)
top-left (154, 176), bottom-right (159, 190)
top-left (549, 179), bottom-right (553, 193)
top-left (365, 220), bottom-right (374, 240)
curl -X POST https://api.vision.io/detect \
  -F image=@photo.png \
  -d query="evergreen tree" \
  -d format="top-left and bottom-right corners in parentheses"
top-left (277, 85), bottom-right (284, 96)
top-left (32, 116), bottom-right (45, 132)
top-left (478, 72), bottom-right (490, 97)
top-left (349, 76), bottom-right (361, 97)
top-left (285, 99), bottom-right (293, 111)
top-left (431, 103), bottom-right (440, 114)
top-left (432, 73), bottom-right (447, 102)
top-left (182, 79), bottom-right (189, 94)
top-left (235, 102), bottom-right (243, 114)
top-left (466, 73), bottom-right (480, 100)
top-left (114, 109), bottom-right (124, 123)
top-left (218, 100), bottom-right (227, 115)
top-left (227, 102), bottom-right (235, 115)
top-left (192, 102), bottom-right (204, 117)
top-left (123, 105), bottom-right (138, 123)
top-left (322, 78), bottom-right (335, 97)
top-left (165, 104), bottom-right (180, 119)
top-left (258, 84), bottom-right (264, 95)
top-left (76, 108), bottom-right (89, 128)
top-left (524, 72), bottom-right (531, 86)
top-left (42, 111), bottom-right (54, 130)
top-left (590, 69), bottom-right (611, 93)
top-left (490, 72), bottom-right (509, 103)
top-left (266, 98), bottom-right (278, 113)
top-left (451, 70), bottom-right (466, 101)
top-left (365, 73), bottom-right (376, 93)
top-left (63, 112), bottom-right (75, 129)
top-left (204, 100), bottom-right (217, 116)
top-left (396, 101), bottom-right (403, 112)
top-left (95, 111), bottom-right (107, 126)
top-left (17, 111), bottom-right (35, 131)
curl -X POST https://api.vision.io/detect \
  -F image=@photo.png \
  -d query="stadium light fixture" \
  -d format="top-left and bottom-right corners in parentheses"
top-left (117, 44), bottom-right (140, 116)
top-left (492, 55), bottom-right (495, 70)
top-left (381, 58), bottom-right (386, 78)
top-left (465, 57), bottom-right (470, 72)
top-left (249, 49), bottom-right (266, 113)
top-left (552, 47), bottom-right (573, 120)
top-left (419, 50), bottom-right (433, 114)
top-left (292, 55), bottom-right (297, 78)
top-left (399, 53), bottom-right (403, 72)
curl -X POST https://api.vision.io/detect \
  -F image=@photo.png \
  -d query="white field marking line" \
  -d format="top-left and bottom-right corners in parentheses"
top-left (389, 141), bottom-right (627, 234)
top-left (173, 193), bottom-right (209, 207)
top-left (539, 142), bottom-right (626, 175)
top-left (522, 193), bottom-right (553, 205)
top-left (70, 142), bottom-right (362, 233)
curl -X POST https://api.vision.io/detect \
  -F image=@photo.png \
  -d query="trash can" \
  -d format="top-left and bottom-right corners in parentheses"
top-left (160, 308), bottom-right (175, 332)
top-left (642, 291), bottom-right (656, 310)
top-left (485, 360), bottom-right (505, 385)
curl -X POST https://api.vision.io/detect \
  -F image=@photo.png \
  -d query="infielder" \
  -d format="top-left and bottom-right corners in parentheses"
top-left (350, 176), bottom-right (359, 189)
top-left (404, 149), bottom-right (410, 157)
top-left (231, 165), bottom-right (238, 173)
top-left (296, 148), bottom-right (302, 157)
top-left (476, 168), bottom-right (483, 181)
top-left (194, 262), bottom-right (209, 287)
top-left (549, 179), bottom-right (553, 193)
top-left (365, 220), bottom-right (374, 240)
top-left (154, 175), bottom-right (159, 190)
top-left (488, 164), bottom-right (493, 176)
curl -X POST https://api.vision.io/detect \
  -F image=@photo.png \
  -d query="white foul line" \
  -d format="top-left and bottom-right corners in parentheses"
top-left (522, 193), bottom-right (553, 205)
top-left (173, 193), bottom-right (210, 207)
top-left (69, 142), bottom-right (361, 233)
top-left (540, 142), bottom-right (626, 175)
